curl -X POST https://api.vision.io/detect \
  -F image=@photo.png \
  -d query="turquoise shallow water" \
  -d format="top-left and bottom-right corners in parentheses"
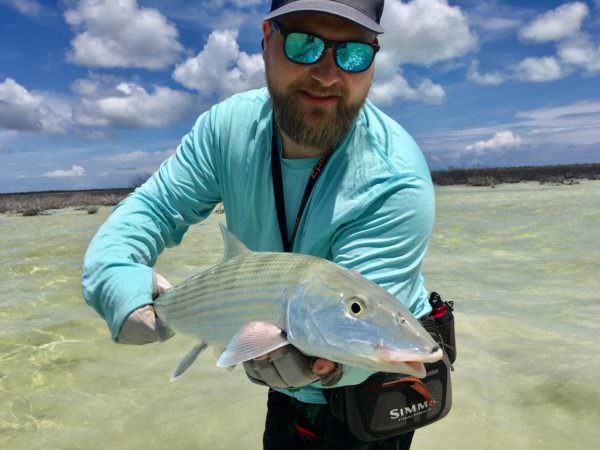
top-left (1, 181), bottom-right (599, 449)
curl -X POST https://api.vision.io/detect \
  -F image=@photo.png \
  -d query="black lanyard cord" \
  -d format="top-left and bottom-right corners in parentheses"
top-left (271, 126), bottom-right (331, 252)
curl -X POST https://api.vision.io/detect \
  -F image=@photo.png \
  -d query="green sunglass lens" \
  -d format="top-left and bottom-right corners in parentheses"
top-left (337, 43), bottom-right (374, 72)
top-left (285, 32), bottom-right (325, 64)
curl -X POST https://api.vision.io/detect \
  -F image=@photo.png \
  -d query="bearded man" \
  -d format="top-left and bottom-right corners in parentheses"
top-left (83, 1), bottom-right (436, 449)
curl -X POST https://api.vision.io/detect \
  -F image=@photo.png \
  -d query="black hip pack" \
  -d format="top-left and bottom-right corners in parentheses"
top-left (324, 292), bottom-right (456, 442)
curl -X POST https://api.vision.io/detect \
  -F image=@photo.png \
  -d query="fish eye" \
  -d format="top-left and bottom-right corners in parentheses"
top-left (347, 296), bottom-right (367, 317)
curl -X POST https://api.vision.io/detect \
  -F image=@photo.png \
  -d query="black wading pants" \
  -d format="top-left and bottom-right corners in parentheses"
top-left (263, 389), bottom-right (414, 450)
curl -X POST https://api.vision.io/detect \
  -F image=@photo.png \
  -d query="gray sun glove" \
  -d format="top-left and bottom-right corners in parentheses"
top-left (117, 271), bottom-right (175, 345)
top-left (243, 345), bottom-right (344, 389)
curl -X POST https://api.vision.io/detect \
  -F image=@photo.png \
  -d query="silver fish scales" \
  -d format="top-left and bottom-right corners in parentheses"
top-left (154, 225), bottom-right (442, 380)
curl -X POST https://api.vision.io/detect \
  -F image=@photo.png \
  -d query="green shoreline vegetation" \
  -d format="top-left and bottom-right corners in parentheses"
top-left (1, 163), bottom-right (599, 216)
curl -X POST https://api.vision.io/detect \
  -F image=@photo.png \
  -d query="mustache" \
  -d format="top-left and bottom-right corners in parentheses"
top-left (290, 80), bottom-right (347, 98)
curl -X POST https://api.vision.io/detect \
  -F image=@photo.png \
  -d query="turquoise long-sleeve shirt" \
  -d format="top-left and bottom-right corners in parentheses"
top-left (82, 87), bottom-right (435, 404)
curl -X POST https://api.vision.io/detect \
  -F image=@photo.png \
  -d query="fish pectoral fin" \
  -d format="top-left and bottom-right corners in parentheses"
top-left (170, 342), bottom-right (208, 382)
top-left (213, 347), bottom-right (235, 372)
top-left (216, 321), bottom-right (289, 368)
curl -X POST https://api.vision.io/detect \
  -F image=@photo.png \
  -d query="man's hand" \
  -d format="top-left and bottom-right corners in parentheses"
top-left (243, 345), bottom-right (343, 388)
top-left (312, 358), bottom-right (338, 378)
top-left (117, 271), bottom-right (175, 345)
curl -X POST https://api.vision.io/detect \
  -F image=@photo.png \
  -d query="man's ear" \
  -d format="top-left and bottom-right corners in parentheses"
top-left (261, 20), bottom-right (271, 51)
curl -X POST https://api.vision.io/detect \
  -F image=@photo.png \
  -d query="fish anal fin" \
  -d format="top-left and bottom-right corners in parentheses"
top-left (216, 321), bottom-right (288, 368)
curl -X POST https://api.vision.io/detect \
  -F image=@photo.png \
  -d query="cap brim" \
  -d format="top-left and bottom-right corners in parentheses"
top-left (264, 1), bottom-right (384, 34)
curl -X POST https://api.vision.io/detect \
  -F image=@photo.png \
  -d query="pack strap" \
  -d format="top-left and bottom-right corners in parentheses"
top-left (366, 376), bottom-right (434, 407)
top-left (271, 125), bottom-right (331, 252)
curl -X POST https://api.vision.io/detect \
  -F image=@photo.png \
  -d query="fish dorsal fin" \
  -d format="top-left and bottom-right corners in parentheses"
top-left (216, 321), bottom-right (288, 368)
top-left (220, 223), bottom-right (251, 261)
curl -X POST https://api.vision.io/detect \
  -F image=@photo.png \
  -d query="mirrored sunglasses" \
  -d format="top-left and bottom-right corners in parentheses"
top-left (271, 21), bottom-right (379, 73)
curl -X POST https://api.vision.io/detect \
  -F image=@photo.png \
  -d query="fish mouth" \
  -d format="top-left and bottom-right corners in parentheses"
top-left (381, 359), bottom-right (427, 378)
top-left (377, 345), bottom-right (443, 363)
top-left (375, 346), bottom-right (444, 378)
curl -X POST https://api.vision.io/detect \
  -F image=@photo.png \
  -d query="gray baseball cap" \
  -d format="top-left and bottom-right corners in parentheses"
top-left (265, 0), bottom-right (385, 34)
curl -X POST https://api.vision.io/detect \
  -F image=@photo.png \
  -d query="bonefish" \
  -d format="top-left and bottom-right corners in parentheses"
top-left (154, 225), bottom-right (442, 381)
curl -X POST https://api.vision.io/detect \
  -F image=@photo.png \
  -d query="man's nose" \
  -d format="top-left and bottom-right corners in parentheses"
top-left (310, 48), bottom-right (341, 87)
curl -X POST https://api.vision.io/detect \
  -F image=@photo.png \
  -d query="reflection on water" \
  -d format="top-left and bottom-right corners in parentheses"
top-left (1, 182), bottom-right (599, 449)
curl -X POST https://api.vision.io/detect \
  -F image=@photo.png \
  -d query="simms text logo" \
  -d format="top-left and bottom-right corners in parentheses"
top-left (389, 401), bottom-right (431, 421)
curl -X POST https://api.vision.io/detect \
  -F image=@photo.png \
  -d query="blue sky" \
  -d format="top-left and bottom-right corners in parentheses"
top-left (1, 0), bottom-right (599, 193)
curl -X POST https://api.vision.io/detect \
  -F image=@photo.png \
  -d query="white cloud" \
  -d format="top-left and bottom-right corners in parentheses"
top-left (224, 0), bottom-right (262, 6)
top-left (519, 2), bottom-right (588, 43)
top-left (513, 57), bottom-right (569, 82)
top-left (0, 78), bottom-right (70, 133)
top-left (94, 148), bottom-right (177, 176)
top-left (370, 74), bottom-right (445, 106)
top-left (476, 17), bottom-right (520, 33)
top-left (44, 165), bottom-right (86, 178)
top-left (464, 3), bottom-right (599, 85)
top-left (467, 56), bottom-right (574, 86)
top-left (0, 0), bottom-right (42, 16)
top-left (72, 77), bottom-right (194, 128)
top-left (369, 0), bottom-right (474, 107)
top-left (515, 100), bottom-right (600, 122)
top-left (466, 131), bottom-right (523, 153)
top-left (465, 1), bottom-right (526, 43)
top-left (202, 0), bottom-right (263, 7)
top-left (415, 79), bottom-right (446, 105)
top-left (380, 0), bottom-right (477, 69)
top-left (173, 29), bottom-right (264, 98)
top-left (106, 149), bottom-right (175, 164)
top-left (467, 60), bottom-right (505, 85)
top-left (140, 0), bottom-right (264, 31)
top-left (71, 76), bottom-right (108, 98)
top-left (0, 78), bottom-right (43, 131)
top-left (76, 129), bottom-right (112, 140)
top-left (65, 0), bottom-right (183, 70)
top-left (512, 3), bottom-right (600, 79)
top-left (422, 100), bottom-right (600, 168)
top-left (557, 35), bottom-right (600, 74)
top-left (165, 0), bottom-right (262, 8)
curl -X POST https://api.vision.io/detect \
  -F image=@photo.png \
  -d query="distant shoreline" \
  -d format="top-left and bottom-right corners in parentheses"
top-left (2, 163), bottom-right (599, 215)
top-left (0, 189), bottom-right (131, 216)
top-left (431, 162), bottom-right (600, 187)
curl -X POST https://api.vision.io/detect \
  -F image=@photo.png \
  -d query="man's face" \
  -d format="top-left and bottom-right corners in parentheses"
top-left (262, 13), bottom-right (376, 150)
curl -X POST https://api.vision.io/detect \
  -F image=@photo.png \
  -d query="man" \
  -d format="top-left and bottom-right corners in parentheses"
top-left (82, 1), bottom-right (435, 449)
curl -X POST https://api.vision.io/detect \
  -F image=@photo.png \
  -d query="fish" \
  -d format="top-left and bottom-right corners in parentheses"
top-left (154, 224), bottom-right (443, 381)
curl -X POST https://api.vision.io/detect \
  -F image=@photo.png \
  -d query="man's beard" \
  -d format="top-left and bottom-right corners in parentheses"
top-left (267, 75), bottom-right (369, 150)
